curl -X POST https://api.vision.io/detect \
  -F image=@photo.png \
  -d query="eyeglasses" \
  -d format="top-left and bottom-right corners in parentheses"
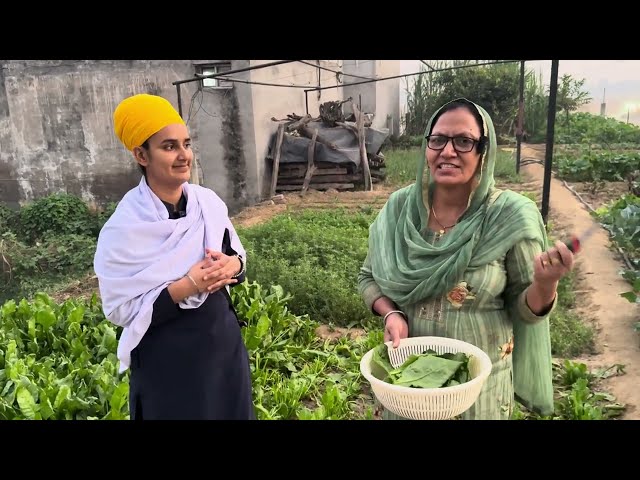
top-left (426, 135), bottom-right (481, 153)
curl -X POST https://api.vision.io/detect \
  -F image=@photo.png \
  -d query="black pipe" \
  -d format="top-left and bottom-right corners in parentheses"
top-left (177, 83), bottom-right (183, 118)
top-left (541, 60), bottom-right (559, 226)
top-left (516, 60), bottom-right (525, 173)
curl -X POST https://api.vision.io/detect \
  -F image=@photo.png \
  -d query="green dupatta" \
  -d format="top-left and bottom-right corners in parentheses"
top-left (368, 98), bottom-right (554, 415)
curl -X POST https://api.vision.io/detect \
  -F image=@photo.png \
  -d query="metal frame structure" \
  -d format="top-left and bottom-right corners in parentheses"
top-left (171, 59), bottom-right (560, 225)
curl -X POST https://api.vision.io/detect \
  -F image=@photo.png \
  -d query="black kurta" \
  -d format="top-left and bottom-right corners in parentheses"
top-left (128, 193), bottom-right (255, 420)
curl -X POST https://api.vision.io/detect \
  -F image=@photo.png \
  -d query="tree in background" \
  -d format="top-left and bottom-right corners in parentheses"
top-left (556, 74), bottom-right (593, 126)
top-left (403, 61), bottom-right (592, 143)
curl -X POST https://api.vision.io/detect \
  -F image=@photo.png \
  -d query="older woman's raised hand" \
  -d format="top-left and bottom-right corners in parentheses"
top-left (533, 240), bottom-right (575, 284)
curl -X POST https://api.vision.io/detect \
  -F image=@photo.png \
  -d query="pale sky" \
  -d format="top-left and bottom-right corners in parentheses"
top-left (399, 60), bottom-right (640, 126)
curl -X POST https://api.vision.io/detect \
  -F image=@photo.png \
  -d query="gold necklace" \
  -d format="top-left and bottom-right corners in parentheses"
top-left (431, 206), bottom-right (457, 235)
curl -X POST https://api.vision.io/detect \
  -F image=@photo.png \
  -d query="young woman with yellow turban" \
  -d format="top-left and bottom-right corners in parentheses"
top-left (94, 94), bottom-right (255, 420)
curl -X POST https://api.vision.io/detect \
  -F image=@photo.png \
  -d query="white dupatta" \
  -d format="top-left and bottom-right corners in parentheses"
top-left (93, 176), bottom-right (246, 373)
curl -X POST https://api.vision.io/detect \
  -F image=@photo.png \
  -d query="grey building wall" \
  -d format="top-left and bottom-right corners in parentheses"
top-left (0, 60), bottom-right (399, 214)
top-left (247, 60), bottom-right (343, 199)
top-left (0, 61), bottom-right (192, 209)
top-left (189, 60), bottom-right (343, 209)
top-left (187, 60), bottom-right (257, 213)
top-left (0, 60), bottom-right (258, 214)
top-left (342, 60), bottom-right (377, 117)
top-left (341, 60), bottom-right (400, 137)
top-left (374, 60), bottom-right (401, 137)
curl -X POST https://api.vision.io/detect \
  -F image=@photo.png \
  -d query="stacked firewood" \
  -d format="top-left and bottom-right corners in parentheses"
top-left (268, 99), bottom-right (387, 196)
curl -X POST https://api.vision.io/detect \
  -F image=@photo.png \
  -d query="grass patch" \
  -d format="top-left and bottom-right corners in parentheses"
top-left (550, 310), bottom-right (595, 358)
top-left (494, 149), bottom-right (522, 183)
top-left (384, 148), bottom-right (418, 187)
top-left (237, 209), bottom-right (378, 329)
top-left (384, 147), bottom-right (521, 187)
top-left (549, 270), bottom-right (595, 358)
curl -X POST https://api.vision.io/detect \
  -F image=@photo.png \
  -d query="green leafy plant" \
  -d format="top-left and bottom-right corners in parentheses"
top-left (0, 293), bottom-right (128, 419)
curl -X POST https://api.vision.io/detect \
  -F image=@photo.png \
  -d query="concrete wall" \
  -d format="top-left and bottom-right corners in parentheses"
top-left (0, 60), bottom-right (399, 213)
top-left (247, 60), bottom-right (342, 198)
top-left (0, 60), bottom-right (264, 214)
top-left (374, 60), bottom-right (400, 137)
top-left (342, 60), bottom-right (377, 117)
top-left (341, 60), bottom-right (400, 136)
top-left (0, 60), bottom-right (199, 209)
top-left (186, 60), bottom-right (257, 213)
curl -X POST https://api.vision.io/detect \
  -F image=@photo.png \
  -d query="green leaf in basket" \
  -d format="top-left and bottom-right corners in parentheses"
top-left (389, 354), bottom-right (421, 375)
top-left (440, 352), bottom-right (467, 363)
top-left (371, 344), bottom-right (394, 380)
top-left (394, 355), bottom-right (463, 388)
top-left (437, 352), bottom-right (472, 386)
top-left (453, 362), bottom-right (470, 384)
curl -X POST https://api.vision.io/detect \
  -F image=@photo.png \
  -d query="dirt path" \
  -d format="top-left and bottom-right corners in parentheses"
top-left (520, 145), bottom-right (640, 419)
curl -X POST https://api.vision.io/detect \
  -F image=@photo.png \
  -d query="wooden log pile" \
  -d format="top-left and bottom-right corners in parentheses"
top-left (268, 99), bottom-right (387, 196)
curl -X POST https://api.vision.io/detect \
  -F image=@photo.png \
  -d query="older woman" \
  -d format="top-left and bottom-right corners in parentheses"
top-left (358, 98), bottom-right (574, 420)
top-left (94, 94), bottom-right (254, 420)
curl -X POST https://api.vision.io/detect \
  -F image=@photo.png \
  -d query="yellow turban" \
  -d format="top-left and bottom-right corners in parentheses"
top-left (113, 94), bottom-right (185, 151)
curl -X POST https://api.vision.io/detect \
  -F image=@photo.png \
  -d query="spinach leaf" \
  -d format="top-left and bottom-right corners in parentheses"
top-left (370, 344), bottom-right (471, 389)
top-left (394, 355), bottom-right (463, 388)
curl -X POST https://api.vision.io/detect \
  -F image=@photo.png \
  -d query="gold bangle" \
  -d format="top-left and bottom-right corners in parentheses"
top-left (185, 273), bottom-right (199, 292)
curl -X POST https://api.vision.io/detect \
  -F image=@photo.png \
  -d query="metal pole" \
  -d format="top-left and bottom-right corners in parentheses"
top-left (515, 60), bottom-right (525, 173)
top-left (541, 60), bottom-right (559, 226)
top-left (305, 90), bottom-right (309, 115)
top-left (176, 83), bottom-right (183, 118)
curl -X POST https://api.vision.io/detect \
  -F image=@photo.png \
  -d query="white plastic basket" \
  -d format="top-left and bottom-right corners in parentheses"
top-left (360, 336), bottom-right (493, 420)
